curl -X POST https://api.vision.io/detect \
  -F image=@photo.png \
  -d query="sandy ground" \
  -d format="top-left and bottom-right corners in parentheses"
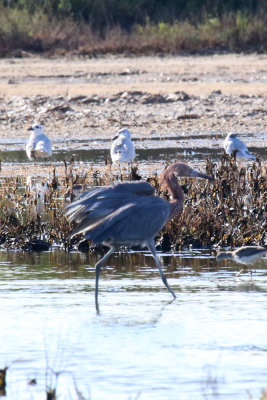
top-left (0, 54), bottom-right (266, 175)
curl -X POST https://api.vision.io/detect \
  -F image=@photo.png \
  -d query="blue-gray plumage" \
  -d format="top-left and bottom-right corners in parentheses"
top-left (66, 162), bottom-right (214, 312)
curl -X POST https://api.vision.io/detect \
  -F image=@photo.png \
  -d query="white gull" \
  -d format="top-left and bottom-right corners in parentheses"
top-left (26, 124), bottom-right (52, 161)
top-left (224, 133), bottom-right (256, 161)
top-left (110, 128), bottom-right (135, 164)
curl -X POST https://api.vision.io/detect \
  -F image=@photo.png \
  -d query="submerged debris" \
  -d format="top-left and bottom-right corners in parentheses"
top-left (22, 239), bottom-right (51, 252)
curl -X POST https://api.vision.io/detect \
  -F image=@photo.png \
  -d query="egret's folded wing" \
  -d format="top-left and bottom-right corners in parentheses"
top-left (87, 197), bottom-right (170, 244)
top-left (113, 181), bottom-right (155, 196)
top-left (65, 187), bottom-right (109, 220)
top-left (65, 182), bottom-right (155, 222)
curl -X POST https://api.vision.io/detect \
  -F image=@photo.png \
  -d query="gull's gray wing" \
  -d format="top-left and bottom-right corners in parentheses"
top-left (226, 136), bottom-right (248, 154)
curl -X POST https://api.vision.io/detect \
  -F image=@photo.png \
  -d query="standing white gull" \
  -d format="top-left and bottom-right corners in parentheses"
top-left (223, 133), bottom-right (256, 161)
top-left (26, 124), bottom-right (52, 161)
top-left (110, 128), bottom-right (135, 164)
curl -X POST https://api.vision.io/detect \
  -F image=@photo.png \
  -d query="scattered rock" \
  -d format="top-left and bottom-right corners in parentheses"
top-left (177, 113), bottom-right (200, 120)
top-left (210, 90), bottom-right (222, 96)
top-left (80, 96), bottom-right (100, 104)
top-left (69, 95), bottom-right (88, 103)
top-left (48, 104), bottom-right (73, 113)
top-left (173, 91), bottom-right (191, 101)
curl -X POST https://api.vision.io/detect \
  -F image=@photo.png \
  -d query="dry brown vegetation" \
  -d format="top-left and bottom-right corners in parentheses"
top-left (162, 155), bottom-right (266, 250)
top-left (0, 155), bottom-right (266, 252)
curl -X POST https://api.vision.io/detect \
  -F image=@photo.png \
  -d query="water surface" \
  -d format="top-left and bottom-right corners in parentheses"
top-left (0, 249), bottom-right (267, 399)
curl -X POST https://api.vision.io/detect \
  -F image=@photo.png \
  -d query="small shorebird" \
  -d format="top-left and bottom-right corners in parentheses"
top-left (223, 133), bottom-right (256, 161)
top-left (110, 128), bottom-right (135, 165)
top-left (217, 245), bottom-right (267, 277)
top-left (26, 124), bottom-right (52, 161)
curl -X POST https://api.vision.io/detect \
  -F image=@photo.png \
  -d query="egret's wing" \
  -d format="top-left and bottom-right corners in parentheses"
top-left (66, 182), bottom-right (155, 217)
top-left (113, 182), bottom-right (154, 196)
top-left (68, 195), bottom-right (134, 236)
top-left (85, 196), bottom-right (170, 245)
top-left (65, 186), bottom-right (113, 221)
top-left (65, 181), bottom-right (156, 232)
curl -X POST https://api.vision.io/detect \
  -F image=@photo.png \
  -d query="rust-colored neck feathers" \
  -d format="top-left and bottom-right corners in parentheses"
top-left (159, 162), bottom-right (214, 220)
top-left (159, 166), bottom-right (184, 219)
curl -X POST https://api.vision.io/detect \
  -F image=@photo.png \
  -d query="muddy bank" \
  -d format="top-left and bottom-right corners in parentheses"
top-left (0, 55), bottom-right (266, 142)
top-left (0, 54), bottom-right (266, 181)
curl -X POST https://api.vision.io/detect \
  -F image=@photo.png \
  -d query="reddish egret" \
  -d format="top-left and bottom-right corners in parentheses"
top-left (223, 133), bottom-right (256, 161)
top-left (217, 246), bottom-right (266, 277)
top-left (66, 162), bottom-right (214, 312)
top-left (26, 124), bottom-right (52, 161)
top-left (110, 128), bottom-right (135, 164)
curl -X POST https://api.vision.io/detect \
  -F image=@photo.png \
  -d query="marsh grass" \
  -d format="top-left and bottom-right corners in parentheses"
top-left (162, 155), bottom-right (266, 250)
top-left (0, 155), bottom-right (266, 251)
top-left (0, 7), bottom-right (266, 56)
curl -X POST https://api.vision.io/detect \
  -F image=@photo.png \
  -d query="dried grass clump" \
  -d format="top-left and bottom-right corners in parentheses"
top-left (161, 155), bottom-right (266, 250)
top-left (0, 160), bottom-right (122, 250)
top-left (0, 157), bottom-right (266, 251)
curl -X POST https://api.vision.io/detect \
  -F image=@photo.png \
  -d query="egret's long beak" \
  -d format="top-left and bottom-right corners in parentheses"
top-left (191, 168), bottom-right (215, 180)
top-left (27, 126), bottom-right (33, 131)
top-left (112, 134), bottom-right (119, 141)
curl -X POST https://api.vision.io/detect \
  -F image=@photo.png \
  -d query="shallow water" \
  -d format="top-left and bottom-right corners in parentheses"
top-left (0, 129), bottom-right (266, 181)
top-left (0, 141), bottom-right (266, 178)
top-left (1, 249), bottom-right (267, 399)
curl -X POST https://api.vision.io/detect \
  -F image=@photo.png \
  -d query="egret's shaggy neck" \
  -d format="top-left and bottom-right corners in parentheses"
top-left (161, 171), bottom-right (184, 220)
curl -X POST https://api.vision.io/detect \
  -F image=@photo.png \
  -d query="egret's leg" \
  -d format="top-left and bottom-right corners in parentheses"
top-left (148, 240), bottom-right (176, 299)
top-left (95, 247), bottom-right (115, 314)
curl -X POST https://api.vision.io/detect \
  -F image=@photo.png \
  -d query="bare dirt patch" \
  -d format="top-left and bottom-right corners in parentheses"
top-left (0, 53), bottom-right (266, 167)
